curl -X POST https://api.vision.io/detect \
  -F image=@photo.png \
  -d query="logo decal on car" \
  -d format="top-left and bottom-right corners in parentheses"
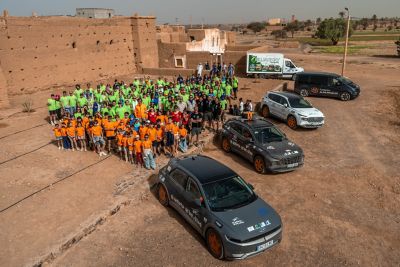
top-left (232, 217), bottom-right (245, 226)
top-left (247, 220), bottom-right (271, 232)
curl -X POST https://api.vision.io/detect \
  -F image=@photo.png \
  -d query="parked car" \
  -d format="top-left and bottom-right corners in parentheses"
top-left (220, 117), bottom-right (304, 173)
top-left (260, 91), bottom-right (325, 129)
top-left (294, 72), bottom-right (360, 101)
top-left (156, 155), bottom-right (282, 260)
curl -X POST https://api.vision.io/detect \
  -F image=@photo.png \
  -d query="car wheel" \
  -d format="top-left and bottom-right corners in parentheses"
top-left (299, 88), bottom-right (309, 97)
top-left (222, 137), bottom-right (231, 152)
top-left (287, 115), bottom-right (298, 129)
top-left (158, 184), bottom-right (169, 206)
top-left (261, 105), bottom-right (270, 118)
top-left (254, 156), bottom-right (266, 174)
top-left (206, 228), bottom-right (224, 259)
top-left (340, 92), bottom-right (351, 101)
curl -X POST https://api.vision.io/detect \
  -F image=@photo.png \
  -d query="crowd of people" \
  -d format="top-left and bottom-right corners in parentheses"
top-left (47, 68), bottom-right (254, 170)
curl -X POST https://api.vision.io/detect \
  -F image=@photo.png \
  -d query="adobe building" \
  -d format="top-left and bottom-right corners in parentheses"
top-left (157, 26), bottom-right (237, 69)
top-left (76, 8), bottom-right (115, 19)
top-left (0, 12), bottom-right (158, 108)
top-left (0, 11), bottom-right (251, 109)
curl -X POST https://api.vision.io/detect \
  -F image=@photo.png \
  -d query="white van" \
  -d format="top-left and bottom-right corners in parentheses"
top-left (246, 52), bottom-right (304, 80)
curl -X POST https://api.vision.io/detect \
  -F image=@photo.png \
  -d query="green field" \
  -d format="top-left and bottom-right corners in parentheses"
top-left (297, 35), bottom-right (400, 45)
top-left (353, 30), bottom-right (400, 35)
top-left (313, 45), bottom-right (372, 54)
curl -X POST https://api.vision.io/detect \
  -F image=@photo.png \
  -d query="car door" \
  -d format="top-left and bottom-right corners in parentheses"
top-left (326, 76), bottom-right (341, 97)
top-left (181, 178), bottom-right (208, 233)
top-left (271, 95), bottom-right (286, 120)
top-left (168, 168), bottom-right (189, 215)
top-left (309, 75), bottom-right (329, 97)
top-left (228, 122), bottom-right (243, 153)
top-left (277, 96), bottom-right (290, 119)
top-left (283, 60), bottom-right (296, 77)
top-left (267, 93), bottom-right (280, 116)
top-left (237, 126), bottom-right (255, 161)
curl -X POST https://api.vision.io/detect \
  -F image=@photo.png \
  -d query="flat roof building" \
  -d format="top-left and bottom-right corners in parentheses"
top-left (76, 8), bottom-right (115, 19)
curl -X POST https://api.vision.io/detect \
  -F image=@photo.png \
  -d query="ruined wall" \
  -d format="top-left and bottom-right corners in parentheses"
top-left (131, 16), bottom-right (159, 70)
top-left (158, 41), bottom-right (186, 68)
top-left (0, 15), bottom-right (159, 108)
top-left (0, 16), bottom-right (139, 96)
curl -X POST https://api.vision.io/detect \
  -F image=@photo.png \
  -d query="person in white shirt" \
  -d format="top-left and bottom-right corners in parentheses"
top-left (197, 63), bottom-right (203, 77)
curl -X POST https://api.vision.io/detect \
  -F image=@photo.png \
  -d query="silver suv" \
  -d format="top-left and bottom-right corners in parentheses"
top-left (260, 91), bottom-right (325, 129)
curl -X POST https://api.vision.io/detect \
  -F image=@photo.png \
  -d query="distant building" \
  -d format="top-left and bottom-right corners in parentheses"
top-left (76, 8), bottom-right (115, 19)
top-left (268, 18), bottom-right (282, 26)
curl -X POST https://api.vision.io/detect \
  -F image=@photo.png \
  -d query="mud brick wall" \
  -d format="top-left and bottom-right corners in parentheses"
top-left (0, 15), bottom-right (158, 108)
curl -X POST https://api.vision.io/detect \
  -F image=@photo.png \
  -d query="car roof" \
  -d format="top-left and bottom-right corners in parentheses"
top-left (228, 117), bottom-right (275, 128)
top-left (268, 91), bottom-right (302, 100)
top-left (297, 71), bottom-right (340, 77)
top-left (176, 155), bottom-right (236, 184)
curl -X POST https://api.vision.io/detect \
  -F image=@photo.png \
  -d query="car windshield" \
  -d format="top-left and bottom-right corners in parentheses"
top-left (338, 76), bottom-right (353, 84)
top-left (203, 176), bottom-right (256, 212)
top-left (254, 126), bottom-right (286, 143)
top-left (288, 97), bottom-right (313, 108)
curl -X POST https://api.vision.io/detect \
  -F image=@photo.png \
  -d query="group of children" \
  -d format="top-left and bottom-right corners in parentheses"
top-left (49, 71), bottom-right (241, 170)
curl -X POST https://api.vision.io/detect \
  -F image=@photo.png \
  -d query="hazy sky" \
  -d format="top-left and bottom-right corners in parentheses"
top-left (1, 0), bottom-right (399, 24)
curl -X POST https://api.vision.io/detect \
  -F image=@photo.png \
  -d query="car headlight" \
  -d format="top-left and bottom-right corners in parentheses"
top-left (297, 113), bottom-right (307, 117)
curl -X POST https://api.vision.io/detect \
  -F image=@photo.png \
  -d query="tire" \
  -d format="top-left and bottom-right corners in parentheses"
top-left (206, 228), bottom-right (224, 260)
top-left (299, 88), bottom-right (309, 97)
top-left (287, 115), bottom-right (298, 129)
top-left (340, 92), bottom-right (351, 101)
top-left (222, 137), bottom-right (231, 152)
top-left (254, 155), bottom-right (266, 174)
top-left (261, 105), bottom-right (270, 118)
top-left (157, 184), bottom-right (169, 207)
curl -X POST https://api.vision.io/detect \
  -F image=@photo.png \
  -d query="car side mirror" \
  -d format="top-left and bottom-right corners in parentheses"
top-left (194, 198), bottom-right (203, 207)
top-left (248, 183), bottom-right (255, 190)
top-left (283, 103), bottom-right (288, 108)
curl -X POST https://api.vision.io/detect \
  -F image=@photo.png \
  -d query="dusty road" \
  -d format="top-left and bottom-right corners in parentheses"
top-left (1, 53), bottom-right (400, 267)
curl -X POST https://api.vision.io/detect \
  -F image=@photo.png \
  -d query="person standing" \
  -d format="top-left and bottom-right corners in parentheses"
top-left (190, 107), bottom-right (202, 146)
top-left (197, 63), bottom-right (203, 77)
top-left (142, 134), bottom-right (156, 170)
top-left (47, 94), bottom-right (58, 125)
top-left (91, 120), bottom-right (107, 156)
top-left (228, 63), bottom-right (235, 78)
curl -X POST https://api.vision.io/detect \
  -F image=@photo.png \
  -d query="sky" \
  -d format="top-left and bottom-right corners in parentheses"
top-left (1, 0), bottom-right (399, 24)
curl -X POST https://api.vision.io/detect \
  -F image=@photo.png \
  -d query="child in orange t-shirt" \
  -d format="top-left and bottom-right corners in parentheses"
top-left (178, 123), bottom-right (188, 153)
top-left (67, 121), bottom-right (78, 151)
top-left (116, 128), bottom-right (124, 160)
top-left (146, 124), bottom-right (157, 156)
top-left (53, 123), bottom-right (63, 150)
top-left (126, 132), bottom-right (134, 163)
top-left (75, 122), bottom-right (87, 151)
top-left (133, 135), bottom-right (143, 167)
top-left (121, 132), bottom-right (129, 162)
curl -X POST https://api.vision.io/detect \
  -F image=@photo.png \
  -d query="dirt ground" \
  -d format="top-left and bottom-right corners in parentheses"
top-left (1, 52), bottom-right (399, 267)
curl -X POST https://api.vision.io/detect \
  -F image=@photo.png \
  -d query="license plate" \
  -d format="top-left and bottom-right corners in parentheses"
top-left (287, 163), bottom-right (299, 168)
top-left (257, 240), bottom-right (274, 251)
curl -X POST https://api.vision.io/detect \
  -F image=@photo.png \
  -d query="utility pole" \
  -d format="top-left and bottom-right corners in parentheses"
top-left (341, 7), bottom-right (351, 76)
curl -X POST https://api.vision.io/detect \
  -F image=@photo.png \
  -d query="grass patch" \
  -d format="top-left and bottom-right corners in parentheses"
top-left (297, 35), bottom-right (400, 45)
top-left (313, 45), bottom-right (371, 54)
top-left (353, 30), bottom-right (400, 35)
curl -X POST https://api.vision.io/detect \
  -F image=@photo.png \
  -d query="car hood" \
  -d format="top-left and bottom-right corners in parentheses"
top-left (261, 139), bottom-right (302, 160)
top-left (214, 197), bottom-right (281, 241)
top-left (291, 107), bottom-right (324, 117)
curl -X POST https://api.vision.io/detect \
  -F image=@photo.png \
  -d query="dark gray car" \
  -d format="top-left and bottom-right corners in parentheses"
top-left (156, 155), bottom-right (282, 260)
top-left (220, 117), bottom-right (304, 173)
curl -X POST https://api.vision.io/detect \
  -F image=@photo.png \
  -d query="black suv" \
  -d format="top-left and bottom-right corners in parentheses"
top-left (294, 72), bottom-right (360, 101)
top-left (220, 117), bottom-right (304, 173)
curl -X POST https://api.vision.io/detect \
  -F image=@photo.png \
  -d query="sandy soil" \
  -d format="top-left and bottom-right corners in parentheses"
top-left (1, 53), bottom-right (399, 267)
